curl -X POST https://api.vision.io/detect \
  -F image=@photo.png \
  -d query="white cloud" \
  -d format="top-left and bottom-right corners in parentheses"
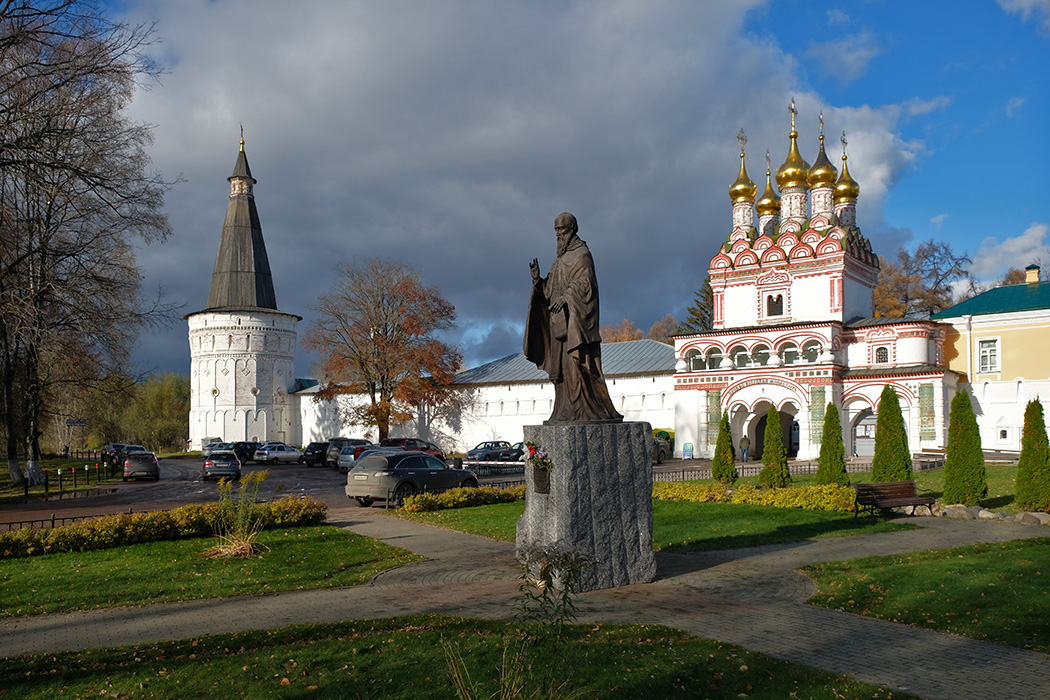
top-left (931, 214), bottom-right (949, 229)
top-left (114, 0), bottom-right (923, 376)
top-left (825, 9), bottom-right (851, 25)
top-left (1005, 96), bottom-right (1027, 116)
top-left (902, 96), bottom-right (951, 118)
top-left (803, 32), bottom-right (882, 85)
top-left (999, 0), bottom-right (1050, 35)
top-left (968, 223), bottom-right (1050, 280)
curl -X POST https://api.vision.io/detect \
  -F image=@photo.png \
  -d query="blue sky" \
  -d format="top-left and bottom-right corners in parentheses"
top-left (110, 0), bottom-right (1050, 378)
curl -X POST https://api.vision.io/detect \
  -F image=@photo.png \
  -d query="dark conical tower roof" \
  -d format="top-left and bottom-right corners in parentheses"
top-left (205, 139), bottom-right (277, 310)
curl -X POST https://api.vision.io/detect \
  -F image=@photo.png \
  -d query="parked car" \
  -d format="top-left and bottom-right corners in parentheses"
top-left (379, 437), bottom-right (445, 461)
top-left (302, 441), bottom-right (330, 466)
top-left (325, 437), bottom-right (372, 467)
top-left (122, 451), bottom-right (159, 481)
top-left (465, 441), bottom-right (512, 461)
top-left (114, 444), bottom-right (145, 466)
top-left (345, 450), bottom-right (478, 507)
top-left (201, 441), bottom-right (228, 458)
top-left (102, 443), bottom-right (127, 466)
top-left (228, 441), bottom-right (261, 464)
top-left (253, 444), bottom-right (303, 464)
top-left (502, 442), bottom-right (526, 462)
top-left (651, 435), bottom-right (670, 464)
top-left (337, 445), bottom-right (397, 472)
top-left (202, 450), bottom-right (241, 481)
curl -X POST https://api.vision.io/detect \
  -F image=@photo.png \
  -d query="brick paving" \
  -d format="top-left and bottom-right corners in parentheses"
top-left (2, 507), bottom-right (1048, 699)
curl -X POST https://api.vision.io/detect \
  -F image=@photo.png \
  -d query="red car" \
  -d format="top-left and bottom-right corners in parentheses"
top-left (379, 437), bottom-right (445, 461)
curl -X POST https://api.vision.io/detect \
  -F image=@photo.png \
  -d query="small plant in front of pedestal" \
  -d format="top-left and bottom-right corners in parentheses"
top-left (443, 544), bottom-right (592, 700)
top-left (525, 442), bottom-right (553, 471)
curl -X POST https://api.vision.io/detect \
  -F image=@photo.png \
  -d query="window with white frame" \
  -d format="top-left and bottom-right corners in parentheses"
top-left (978, 339), bottom-right (999, 373)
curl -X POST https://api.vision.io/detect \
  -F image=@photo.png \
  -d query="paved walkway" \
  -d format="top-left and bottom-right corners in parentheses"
top-left (2, 509), bottom-right (1049, 699)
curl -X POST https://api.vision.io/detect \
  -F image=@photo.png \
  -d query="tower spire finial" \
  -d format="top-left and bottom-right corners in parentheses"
top-left (789, 97), bottom-right (797, 131)
top-left (819, 111), bottom-right (824, 143)
top-left (737, 127), bottom-right (748, 156)
top-left (239, 124), bottom-right (245, 152)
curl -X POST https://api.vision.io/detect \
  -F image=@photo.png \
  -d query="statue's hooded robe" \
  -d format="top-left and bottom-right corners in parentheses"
top-left (524, 234), bottom-right (622, 424)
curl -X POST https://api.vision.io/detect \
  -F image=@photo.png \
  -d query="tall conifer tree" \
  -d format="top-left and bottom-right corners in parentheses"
top-left (711, 412), bottom-right (737, 485)
top-left (815, 402), bottom-right (849, 486)
top-left (759, 405), bottom-right (790, 488)
top-left (871, 385), bottom-right (913, 482)
top-left (943, 390), bottom-right (987, 505)
top-left (1016, 399), bottom-right (1050, 512)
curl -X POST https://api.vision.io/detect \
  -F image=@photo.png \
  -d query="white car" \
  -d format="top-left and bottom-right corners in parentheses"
top-left (253, 444), bottom-right (303, 464)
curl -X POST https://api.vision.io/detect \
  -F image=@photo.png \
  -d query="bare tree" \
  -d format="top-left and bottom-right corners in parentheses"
top-left (0, 3), bottom-right (172, 484)
top-left (303, 259), bottom-right (461, 441)
top-left (874, 240), bottom-right (970, 319)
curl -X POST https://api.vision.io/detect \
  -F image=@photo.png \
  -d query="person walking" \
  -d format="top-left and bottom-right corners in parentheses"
top-left (739, 434), bottom-right (750, 462)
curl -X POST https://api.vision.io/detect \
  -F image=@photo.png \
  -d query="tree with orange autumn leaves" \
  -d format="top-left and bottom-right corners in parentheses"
top-left (303, 259), bottom-right (461, 441)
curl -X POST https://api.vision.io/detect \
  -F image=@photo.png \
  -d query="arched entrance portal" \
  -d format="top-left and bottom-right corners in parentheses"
top-left (753, 406), bottom-right (800, 460)
top-left (851, 408), bottom-right (876, 458)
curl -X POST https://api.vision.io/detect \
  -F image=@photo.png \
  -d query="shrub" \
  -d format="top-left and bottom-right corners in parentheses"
top-left (651, 482), bottom-right (732, 503)
top-left (871, 385), bottom-right (912, 482)
top-left (759, 405), bottom-right (791, 488)
top-left (1016, 399), bottom-right (1050, 512)
top-left (711, 412), bottom-right (738, 485)
top-left (943, 390), bottom-right (987, 505)
top-left (401, 485), bottom-right (526, 512)
top-left (815, 403), bottom-right (850, 486)
top-left (0, 494), bottom-right (326, 560)
top-left (652, 481), bottom-right (854, 512)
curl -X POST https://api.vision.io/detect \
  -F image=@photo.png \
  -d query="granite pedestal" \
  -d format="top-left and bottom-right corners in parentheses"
top-left (515, 421), bottom-right (656, 592)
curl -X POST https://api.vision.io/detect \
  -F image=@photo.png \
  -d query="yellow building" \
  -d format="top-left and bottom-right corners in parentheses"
top-left (932, 264), bottom-right (1050, 451)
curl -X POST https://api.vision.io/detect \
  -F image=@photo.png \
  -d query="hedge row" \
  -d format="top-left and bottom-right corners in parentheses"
top-left (0, 495), bottom-right (328, 559)
top-left (652, 482), bottom-right (856, 512)
top-left (401, 485), bottom-right (526, 512)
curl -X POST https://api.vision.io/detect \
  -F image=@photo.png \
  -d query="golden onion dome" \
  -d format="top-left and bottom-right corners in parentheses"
top-left (776, 128), bottom-right (810, 190)
top-left (729, 150), bottom-right (757, 202)
top-left (834, 152), bottom-right (860, 202)
top-left (807, 133), bottom-right (838, 188)
top-left (756, 167), bottom-right (780, 216)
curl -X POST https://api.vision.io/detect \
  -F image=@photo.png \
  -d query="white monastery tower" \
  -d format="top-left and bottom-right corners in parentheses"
top-left (186, 137), bottom-right (301, 448)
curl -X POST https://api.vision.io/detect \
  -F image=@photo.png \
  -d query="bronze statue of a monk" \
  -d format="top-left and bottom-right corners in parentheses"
top-left (524, 212), bottom-right (623, 425)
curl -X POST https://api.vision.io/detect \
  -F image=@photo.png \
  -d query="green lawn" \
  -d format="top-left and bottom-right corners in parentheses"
top-left (0, 615), bottom-right (919, 700)
top-left (803, 537), bottom-right (1050, 652)
top-left (396, 499), bottom-right (915, 551)
top-left (0, 526), bottom-right (421, 617)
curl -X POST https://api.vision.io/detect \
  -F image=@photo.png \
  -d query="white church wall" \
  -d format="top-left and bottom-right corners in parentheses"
top-left (791, 275), bottom-right (828, 323)
top-left (722, 284), bottom-right (759, 327)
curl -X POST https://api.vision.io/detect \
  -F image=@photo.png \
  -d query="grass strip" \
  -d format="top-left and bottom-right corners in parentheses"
top-left (802, 537), bottom-right (1050, 653)
top-left (1, 615), bottom-right (920, 699)
top-left (0, 526), bottom-right (421, 617)
top-left (396, 500), bottom-right (914, 551)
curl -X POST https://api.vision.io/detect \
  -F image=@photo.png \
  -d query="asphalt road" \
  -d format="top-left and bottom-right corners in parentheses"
top-left (1, 456), bottom-right (709, 527)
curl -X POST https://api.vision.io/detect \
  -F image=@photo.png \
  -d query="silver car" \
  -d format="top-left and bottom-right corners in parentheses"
top-left (345, 450), bottom-right (478, 507)
top-left (253, 444), bottom-right (303, 464)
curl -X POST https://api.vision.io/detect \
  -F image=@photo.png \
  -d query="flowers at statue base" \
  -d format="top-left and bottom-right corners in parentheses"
top-left (525, 442), bottom-right (553, 471)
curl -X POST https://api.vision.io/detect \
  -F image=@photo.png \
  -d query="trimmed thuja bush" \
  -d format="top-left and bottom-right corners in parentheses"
top-left (943, 390), bottom-right (987, 505)
top-left (1016, 399), bottom-right (1050, 512)
top-left (871, 385), bottom-right (913, 482)
top-left (815, 402), bottom-right (850, 487)
top-left (711, 412), bottom-right (738, 485)
top-left (759, 405), bottom-right (791, 488)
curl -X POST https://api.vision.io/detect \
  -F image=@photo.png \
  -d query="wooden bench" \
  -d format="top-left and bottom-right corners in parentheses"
top-left (853, 480), bottom-right (936, 517)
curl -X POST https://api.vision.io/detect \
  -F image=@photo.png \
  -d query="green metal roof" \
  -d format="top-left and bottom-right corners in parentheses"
top-left (931, 281), bottom-right (1050, 319)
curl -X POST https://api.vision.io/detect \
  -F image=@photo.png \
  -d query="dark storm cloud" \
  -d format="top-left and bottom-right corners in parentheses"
top-left (120, 0), bottom-right (917, 377)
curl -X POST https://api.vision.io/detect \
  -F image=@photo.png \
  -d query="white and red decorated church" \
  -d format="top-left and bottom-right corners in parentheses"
top-left (672, 107), bottom-right (958, 460)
